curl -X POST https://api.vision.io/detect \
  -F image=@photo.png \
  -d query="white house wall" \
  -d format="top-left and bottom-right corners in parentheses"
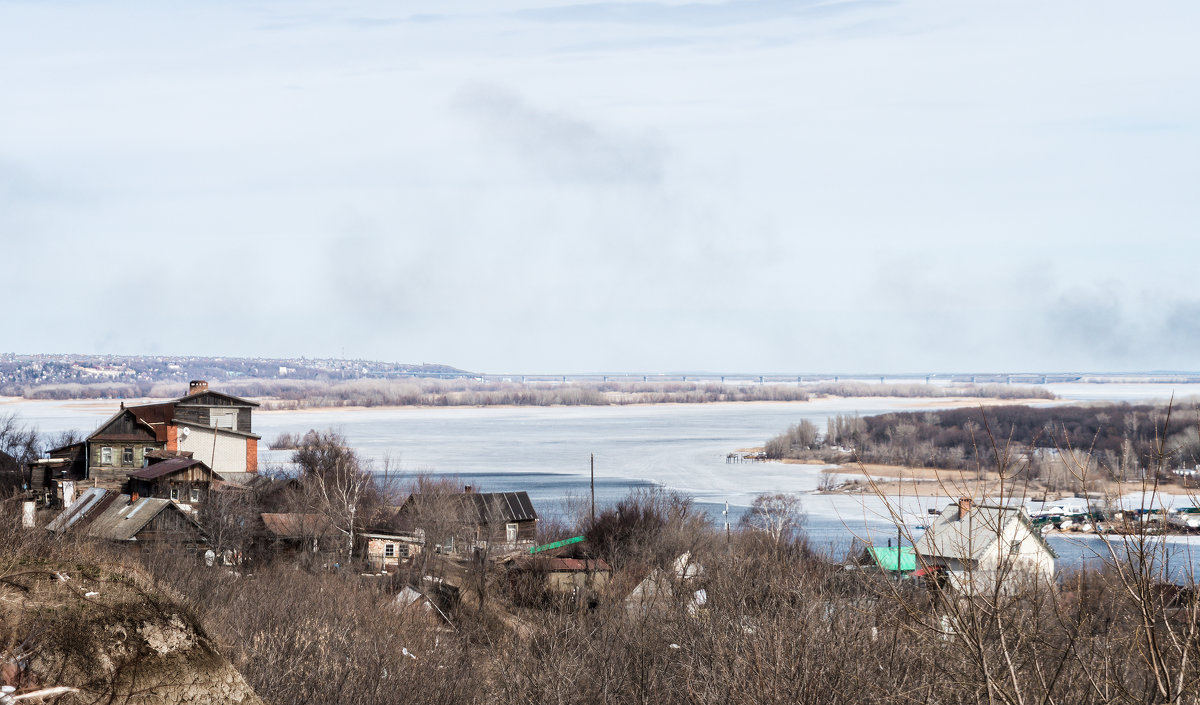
top-left (948, 520), bottom-right (1055, 595)
top-left (179, 428), bottom-right (247, 473)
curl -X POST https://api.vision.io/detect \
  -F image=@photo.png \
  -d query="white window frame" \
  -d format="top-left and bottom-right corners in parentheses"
top-left (122, 447), bottom-right (134, 465)
top-left (506, 522), bottom-right (519, 543)
top-left (170, 487), bottom-right (180, 501)
top-left (190, 487), bottom-right (200, 502)
top-left (100, 446), bottom-right (112, 465)
top-left (384, 543), bottom-right (396, 558)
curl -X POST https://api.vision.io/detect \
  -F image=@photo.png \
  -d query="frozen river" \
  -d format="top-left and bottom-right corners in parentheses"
top-left (5, 380), bottom-right (1200, 565)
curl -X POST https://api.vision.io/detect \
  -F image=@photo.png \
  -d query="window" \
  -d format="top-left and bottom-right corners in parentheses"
top-left (506, 522), bottom-right (519, 543)
top-left (190, 487), bottom-right (200, 502)
top-left (122, 447), bottom-right (134, 465)
top-left (170, 487), bottom-right (179, 501)
top-left (1010, 540), bottom-right (1023, 555)
top-left (397, 543), bottom-right (410, 558)
top-left (384, 544), bottom-right (396, 558)
top-left (100, 447), bottom-right (112, 465)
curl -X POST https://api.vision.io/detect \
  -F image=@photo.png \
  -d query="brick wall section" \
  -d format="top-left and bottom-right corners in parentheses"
top-left (246, 437), bottom-right (258, 473)
top-left (167, 424), bottom-right (178, 452)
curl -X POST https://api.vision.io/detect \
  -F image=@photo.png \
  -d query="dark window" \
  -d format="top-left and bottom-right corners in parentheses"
top-left (122, 447), bottom-right (134, 464)
top-left (384, 544), bottom-right (395, 558)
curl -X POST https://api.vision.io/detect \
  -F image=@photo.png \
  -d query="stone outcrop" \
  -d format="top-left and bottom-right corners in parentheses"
top-left (1, 564), bottom-right (263, 705)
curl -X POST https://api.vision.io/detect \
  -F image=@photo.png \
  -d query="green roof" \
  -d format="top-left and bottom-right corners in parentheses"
top-left (867, 546), bottom-right (917, 572)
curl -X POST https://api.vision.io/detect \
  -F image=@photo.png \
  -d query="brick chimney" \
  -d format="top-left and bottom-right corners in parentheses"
top-left (958, 497), bottom-right (973, 520)
top-left (188, 380), bottom-right (209, 396)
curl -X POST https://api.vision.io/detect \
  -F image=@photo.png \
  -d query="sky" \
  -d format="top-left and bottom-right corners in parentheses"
top-left (1, 0), bottom-right (1197, 375)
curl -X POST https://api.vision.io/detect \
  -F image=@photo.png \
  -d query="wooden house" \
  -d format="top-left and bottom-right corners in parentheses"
top-left (398, 489), bottom-right (538, 555)
top-left (27, 442), bottom-right (88, 507)
top-left (259, 512), bottom-right (339, 560)
top-left (84, 380), bottom-right (260, 484)
top-left (912, 498), bottom-right (1057, 594)
top-left (46, 488), bottom-right (205, 548)
top-left (127, 457), bottom-right (222, 509)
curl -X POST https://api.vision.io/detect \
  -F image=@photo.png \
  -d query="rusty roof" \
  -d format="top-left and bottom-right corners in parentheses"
top-left (544, 557), bottom-right (610, 572)
top-left (127, 457), bottom-right (214, 481)
top-left (261, 513), bottom-right (335, 538)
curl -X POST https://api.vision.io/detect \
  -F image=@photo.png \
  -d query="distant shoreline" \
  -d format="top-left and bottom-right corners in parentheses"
top-left (250, 395), bottom-right (1064, 414)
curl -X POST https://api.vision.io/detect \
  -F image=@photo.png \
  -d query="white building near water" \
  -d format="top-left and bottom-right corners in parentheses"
top-left (913, 498), bottom-right (1057, 595)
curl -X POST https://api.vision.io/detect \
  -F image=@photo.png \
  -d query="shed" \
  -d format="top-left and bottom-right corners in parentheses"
top-left (127, 457), bottom-right (222, 507)
top-left (47, 489), bottom-right (205, 547)
top-left (85, 495), bottom-right (206, 545)
top-left (362, 531), bottom-right (424, 572)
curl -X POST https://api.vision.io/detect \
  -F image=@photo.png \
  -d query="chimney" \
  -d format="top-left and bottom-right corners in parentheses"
top-left (464, 485), bottom-right (473, 494)
top-left (958, 497), bottom-right (973, 519)
top-left (188, 380), bottom-right (209, 396)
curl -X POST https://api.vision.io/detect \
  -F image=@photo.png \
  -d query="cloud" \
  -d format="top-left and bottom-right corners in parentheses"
top-left (1040, 287), bottom-right (1200, 368)
top-left (453, 83), bottom-right (666, 185)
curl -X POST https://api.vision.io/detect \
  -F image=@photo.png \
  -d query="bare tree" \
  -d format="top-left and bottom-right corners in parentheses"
top-left (738, 492), bottom-right (806, 547)
top-left (197, 486), bottom-right (257, 564)
top-left (292, 430), bottom-right (382, 564)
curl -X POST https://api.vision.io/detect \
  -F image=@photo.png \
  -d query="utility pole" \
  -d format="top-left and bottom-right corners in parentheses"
top-left (724, 500), bottom-right (731, 549)
top-left (590, 454), bottom-right (595, 527)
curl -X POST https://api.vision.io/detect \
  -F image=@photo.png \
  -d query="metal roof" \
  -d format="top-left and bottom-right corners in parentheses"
top-left (541, 558), bottom-right (610, 572)
top-left (466, 492), bottom-right (538, 523)
top-left (173, 389), bottom-right (259, 407)
top-left (85, 495), bottom-right (191, 542)
top-left (127, 457), bottom-right (212, 481)
top-left (46, 488), bottom-right (112, 533)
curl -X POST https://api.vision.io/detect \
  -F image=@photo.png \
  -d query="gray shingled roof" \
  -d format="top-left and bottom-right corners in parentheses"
top-left (913, 503), bottom-right (1058, 562)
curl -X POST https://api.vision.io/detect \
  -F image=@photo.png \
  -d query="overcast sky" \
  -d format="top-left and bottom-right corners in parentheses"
top-left (2, 1), bottom-right (1197, 374)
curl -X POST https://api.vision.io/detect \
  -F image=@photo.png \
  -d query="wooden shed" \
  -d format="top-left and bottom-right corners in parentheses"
top-left (127, 457), bottom-right (222, 508)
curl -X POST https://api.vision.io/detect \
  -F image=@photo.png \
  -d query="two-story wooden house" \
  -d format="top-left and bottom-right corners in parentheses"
top-left (84, 380), bottom-right (260, 491)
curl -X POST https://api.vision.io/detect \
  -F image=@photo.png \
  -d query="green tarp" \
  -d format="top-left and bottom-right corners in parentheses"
top-left (867, 546), bottom-right (916, 572)
top-left (530, 535), bottom-right (586, 554)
